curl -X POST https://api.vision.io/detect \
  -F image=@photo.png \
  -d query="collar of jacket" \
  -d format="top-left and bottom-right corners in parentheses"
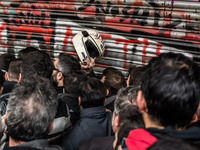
top-left (80, 106), bottom-right (107, 118)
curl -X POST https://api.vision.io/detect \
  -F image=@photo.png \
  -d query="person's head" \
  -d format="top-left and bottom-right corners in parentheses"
top-left (113, 122), bottom-right (137, 150)
top-left (64, 71), bottom-right (87, 95)
top-left (0, 70), bottom-right (5, 94)
top-left (20, 50), bottom-right (54, 81)
top-left (5, 75), bottom-right (58, 143)
top-left (18, 46), bottom-right (40, 60)
top-left (101, 68), bottom-right (126, 95)
top-left (147, 138), bottom-right (198, 150)
top-left (80, 77), bottom-right (106, 108)
top-left (127, 65), bottom-right (146, 86)
top-left (52, 53), bottom-right (81, 87)
top-left (5, 58), bottom-right (22, 82)
top-left (112, 86), bottom-right (144, 132)
top-left (137, 52), bottom-right (200, 129)
top-left (0, 54), bottom-right (15, 72)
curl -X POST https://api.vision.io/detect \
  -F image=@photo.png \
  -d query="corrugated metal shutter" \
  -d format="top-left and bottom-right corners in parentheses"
top-left (0, 0), bottom-right (199, 77)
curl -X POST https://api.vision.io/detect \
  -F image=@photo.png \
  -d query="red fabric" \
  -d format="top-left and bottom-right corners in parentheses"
top-left (126, 129), bottom-right (157, 150)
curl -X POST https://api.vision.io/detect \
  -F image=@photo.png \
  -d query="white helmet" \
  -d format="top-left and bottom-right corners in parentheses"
top-left (72, 29), bottom-right (105, 64)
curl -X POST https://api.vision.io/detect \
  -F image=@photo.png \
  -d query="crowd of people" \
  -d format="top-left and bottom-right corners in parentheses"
top-left (0, 47), bottom-right (200, 150)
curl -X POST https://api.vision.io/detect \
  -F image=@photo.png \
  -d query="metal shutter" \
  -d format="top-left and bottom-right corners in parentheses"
top-left (0, 0), bottom-right (199, 77)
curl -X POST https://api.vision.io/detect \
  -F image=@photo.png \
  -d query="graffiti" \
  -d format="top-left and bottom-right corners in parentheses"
top-left (0, 0), bottom-right (199, 76)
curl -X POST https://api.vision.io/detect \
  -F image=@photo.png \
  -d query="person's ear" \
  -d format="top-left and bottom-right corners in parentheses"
top-left (49, 122), bottom-right (54, 133)
top-left (57, 72), bottom-right (63, 80)
top-left (104, 98), bottom-right (107, 105)
top-left (137, 90), bottom-right (148, 113)
top-left (4, 112), bottom-right (7, 126)
top-left (106, 89), bottom-right (109, 96)
top-left (191, 113), bottom-right (198, 124)
top-left (101, 76), bottom-right (105, 83)
top-left (18, 73), bottom-right (22, 83)
top-left (126, 75), bottom-right (130, 87)
top-left (78, 96), bottom-right (81, 106)
top-left (78, 96), bottom-right (83, 109)
top-left (113, 115), bottom-right (119, 127)
top-left (0, 87), bottom-right (3, 95)
top-left (5, 72), bottom-right (8, 81)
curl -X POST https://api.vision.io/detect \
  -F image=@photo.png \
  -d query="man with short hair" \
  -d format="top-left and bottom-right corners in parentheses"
top-left (0, 59), bottom-right (21, 116)
top-left (61, 72), bottom-right (87, 125)
top-left (52, 53), bottom-right (81, 94)
top-left (62, 77), bottom-right (113, 150)
top-left (125, 52), bottom-right (200, 150)
top-left (127, 65), bottom-right (146, 86)
top-left (0, 54), bottom-right (15, 76)
top-left (3, 75), bottom-right (62, 150)
top-left (2, 59), bottom-right (21, 95)
top-left (78, 86), bottom-right (144, 150)
top-left (18, 50), bottom-right (71, 144)
top-left (101, 68), bottom-right (126, 112)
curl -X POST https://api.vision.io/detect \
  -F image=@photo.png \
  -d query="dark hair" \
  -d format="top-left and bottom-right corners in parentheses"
top-left (64, 71), bottom-right (87, 94)
top-left (102, 68), bottom-right (126, 95)
top-left (128, 65), bottom-right (146, 86)
top-left (115, 123), bottom-right (138, 150)
top-left (142, 52), bottom-right (200, 128)
top-left (20, 51), bottom-right (54, 80)
top-left (7, 75), bottom-right (58, 142)
top-left (56, 53), bottom-right (81, 76)
top-left (0, 70), bottom-right (5, 88)
top-left (80, 77), bottom-right (106, 108)
top-left (18, 46), bottom-right (39, 60)
top-left (147, 138), bottom-right (198, 150)
top-left (8, 58), bottom-right (22, 81)
top-left (0, 54), bottom-right (15, 71)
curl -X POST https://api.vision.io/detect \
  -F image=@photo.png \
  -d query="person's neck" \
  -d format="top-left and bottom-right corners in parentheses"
top-left (57, 80), bottom-right (63, 87)
top-left (143, 113), bottom-right (186, 130)
top-left (9, 137), bottom-right (26, 147)
top-left (143, 113), bottom-right (164, 129)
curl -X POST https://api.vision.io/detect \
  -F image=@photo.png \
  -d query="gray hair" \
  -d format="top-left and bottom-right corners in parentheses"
top-left (114, 85), bottom-right (140, 115)
top-left (7, 75), bottom-right (58, 142)
top-left (114, 85), bottom-right (143, 126)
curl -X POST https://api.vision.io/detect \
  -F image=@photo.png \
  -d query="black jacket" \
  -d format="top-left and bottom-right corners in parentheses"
top-left (78, 136), bottom-right (114, 150)
top-left (104, 94), bottom-right (116, 112)
top-left (147, 125), bottom-right (200, 146)
top-left (61, 106), bottom-right (113, 150)
top-left (3, 139), bottom-right (63, 150)
top-left (60, 93), bottom-right (80, 126)
top-left (2, 81), bottom-right (17, 95)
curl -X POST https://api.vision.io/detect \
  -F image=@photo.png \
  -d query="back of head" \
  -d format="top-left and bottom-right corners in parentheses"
top-left (0, 54), bottom-right (15, 72)
top-left (20, 51), bottom-right (54, 80)
top-left (18, 47), bottom-right (39, 60)
top-left (114, 86), bottom-right (144, 126)
top-left (56, 53), bottom-right (81, 76)
top-left (141, 52), bottom-right (200, 128)
top-left (80, 77), bottom-right (106, 108)
top-left (102, 68), bottom-right (126, 95)
top-left (8, 58), bottom-right (22, 82)
top-left (64, 71), bottom-right (87, 94)
top-left (128, 65), bottom-right (146, 86)
top-left (147, 138), bottom-right (198, 150)
top-left (6, 75), bottom-right (58, 142)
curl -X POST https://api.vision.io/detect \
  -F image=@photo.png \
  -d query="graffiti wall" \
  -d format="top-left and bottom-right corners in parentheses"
top-left (0, 0), bottom-right (199, 77)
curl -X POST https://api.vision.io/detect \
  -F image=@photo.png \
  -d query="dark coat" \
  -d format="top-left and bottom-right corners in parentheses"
top-left (60, 93), bottom-right (80, 126)
top-left (78, 136), bottom-right (114, 150)
top-left (3, 139), bottom-right (63, 150)
top-left (61, 106), bottom-right (113, 150)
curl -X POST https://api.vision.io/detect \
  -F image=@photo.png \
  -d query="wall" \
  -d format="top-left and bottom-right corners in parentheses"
top-left (0, 0), bottom-right (199, 77)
